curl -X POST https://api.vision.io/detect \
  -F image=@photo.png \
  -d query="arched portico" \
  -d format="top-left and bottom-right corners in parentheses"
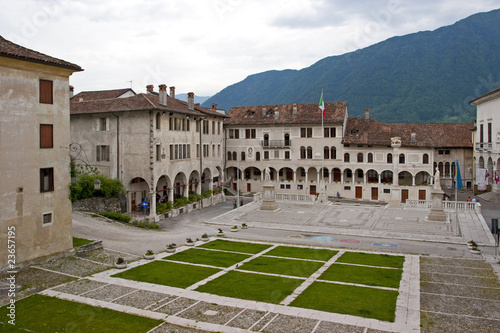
top-left (201, 168), bottom-right (212, 192)
top-left (173, 172), bottom-right (187, 199)
top-left (398, 171), bottom-right (413, 186)
top-left (156, 175), bottom-right (172, 203)
top-left (128, 177), bottom-right (149, 212)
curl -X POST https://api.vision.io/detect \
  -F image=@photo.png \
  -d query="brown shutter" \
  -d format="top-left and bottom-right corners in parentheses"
top-left (40, 124), bottom-right (53, 148)
top-left (39, 80), bottom-right (53, 104)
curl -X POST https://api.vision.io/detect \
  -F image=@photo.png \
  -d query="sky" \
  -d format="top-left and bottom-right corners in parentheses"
top-left (1, 0), bottom-right (499, 98)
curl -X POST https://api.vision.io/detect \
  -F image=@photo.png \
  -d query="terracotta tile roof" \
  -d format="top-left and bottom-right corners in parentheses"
top-left (70, 91), bottom-right (227, 118)
top-left (344, 117), bottom-right (473, 148)
top-left (72, 89), bottom-right (135, 101)
top-left (225, 102), bottom-right (347, 125)
top-left (0, 35), bottom-right (82, 71)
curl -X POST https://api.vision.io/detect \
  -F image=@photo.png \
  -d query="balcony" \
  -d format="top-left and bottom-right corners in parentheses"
top-left (475, 142), bottom-right (492, 151)
top-left (261, 140), bottom-right (291, 148)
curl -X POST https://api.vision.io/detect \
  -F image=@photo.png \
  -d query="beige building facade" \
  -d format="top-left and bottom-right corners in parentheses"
top-left (0, 36), bottom-right (82, 268)
top-left (70, 85), bottom-right (227, 220)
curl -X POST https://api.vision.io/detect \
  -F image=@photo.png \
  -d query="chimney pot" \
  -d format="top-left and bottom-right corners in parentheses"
top-left (69, 85), bottom-right (74, 98)
top-left (212, 103), bottom-right (217, 111)
top-left (365, 107), bottom-right (370, 119)
top-left (169, 86), bottom-right (175, 98)
top-left (158, 84), bottom-right (167, 106)
top-left (195, 103), bottom-right (200, 107)
top-left (292, 103), bottom-right (297, 115)
top-left (187, 92), bottom-right (195, 110)
top-left (262, 104), bottom-right (267, 116)
top-left (146, 84), bottom-right (154, 93)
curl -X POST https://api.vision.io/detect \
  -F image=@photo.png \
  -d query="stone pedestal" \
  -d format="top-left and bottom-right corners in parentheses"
top-left (317, 179), bottom-right (328, 204)
top-left (389, 189), bottom-right (401, 208)
top-left (427, 187), bottom-right (447, 221)
top-left (260, 182), bottom-right (278, 211)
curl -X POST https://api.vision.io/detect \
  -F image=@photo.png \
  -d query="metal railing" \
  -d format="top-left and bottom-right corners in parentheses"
top-left (261, 140), bottom-right (291, 148)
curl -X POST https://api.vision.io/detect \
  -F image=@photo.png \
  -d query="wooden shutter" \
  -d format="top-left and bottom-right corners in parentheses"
top-left (96, 145), bottom-right (101, 162)
top-left (40, 124), bottom-right (53, 148)
top-left (39, 80), bottom-right (53, 104)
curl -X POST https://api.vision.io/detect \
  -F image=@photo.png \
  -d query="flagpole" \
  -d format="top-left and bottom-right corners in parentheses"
top-left (455, 160), bottom-right (458, 212)
top-left (321, 89), bottom-right (324, 183)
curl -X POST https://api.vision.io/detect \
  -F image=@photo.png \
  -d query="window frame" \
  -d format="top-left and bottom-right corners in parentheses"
top-left (40, 167), bottom-right (54, 193)
top-left (40, 124), bottom-right (53, 148)
top-left (39, 79), bottom-right (53, 104)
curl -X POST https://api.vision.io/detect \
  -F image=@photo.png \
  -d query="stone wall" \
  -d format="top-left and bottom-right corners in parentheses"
top-left (73, 197), bottom-right (121, 212)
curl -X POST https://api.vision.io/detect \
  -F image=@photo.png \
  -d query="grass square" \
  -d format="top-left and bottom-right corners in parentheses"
top-left (111, 261), bottom-right (220, 288)
top-left (319, 263), bottom-right (402, 288)
top-left (240, 256), bottom-right (325, 277)
top-left (163, 248), bottom-right (251, 267)
top-left (336, 252), bottom-right (405, 268)
top-left (0, 294), bottom-right (161, 332)
top-left (290, 282), bottom-right (398, 322)
top-left (198, 239), bottom-right (272, 254)
top-left (196, 271), bottom-right (303, 304)
top-left (265, 246), bottom-right (338, 261)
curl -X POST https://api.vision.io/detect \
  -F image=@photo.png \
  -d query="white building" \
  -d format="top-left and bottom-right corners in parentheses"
top-left (471, 86), bottom-right (500, 194)
top-left (70, 85), bottom-right (227, 220)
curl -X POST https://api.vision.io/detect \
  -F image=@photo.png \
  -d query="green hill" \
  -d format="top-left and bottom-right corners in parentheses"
top-left (203, 9), bottom-right (500, 123)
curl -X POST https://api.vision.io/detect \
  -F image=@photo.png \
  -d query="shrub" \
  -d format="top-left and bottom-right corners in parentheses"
top-left (130, 220), bottom-right (161, 230)
top-left (214, 186), bottom-right (222, 194)
top-left (202, 189), bottom-right (213, 199)
top-left (70, 173), bottom-right (125, 203)
top-left (156, 202), bottom-right (172, 214)
top-left (189, 193), bottom-right (202, 203)
top-left (100, 211), bottom-right (131, 223)
top-left (174, 197), bottom-right (189, 208)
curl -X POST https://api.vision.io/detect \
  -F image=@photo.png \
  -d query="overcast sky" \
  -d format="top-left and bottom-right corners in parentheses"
top-left (2, 0), bottom-right (498, 97)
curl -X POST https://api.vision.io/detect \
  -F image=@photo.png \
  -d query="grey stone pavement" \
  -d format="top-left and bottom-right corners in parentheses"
top-left (46, 193), bottom-right (499, 332)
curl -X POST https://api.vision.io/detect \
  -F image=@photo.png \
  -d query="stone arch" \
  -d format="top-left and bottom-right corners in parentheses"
top-left (156, 175), bottom-right (172, 203)
top-left (367, 169), bottom-right (378, 183)
top-left (343, 168), bottom-right (353, 183)
top-left (415, 171), bottom-right (431, 186)
top-left (398, 171), bottom-right (412, 186)
top-left (381, 170), bottom-right (393, 184)
top-left (333, 168), bottom-right (341, 182)
top-left (128, 176), bottom-right (149, 212)
top-left (201, 168), bottom-right (212, 191)
top-left (279, 167), bottom-right (294, 181)
top-left (188, 170), bottom-right (200, 195)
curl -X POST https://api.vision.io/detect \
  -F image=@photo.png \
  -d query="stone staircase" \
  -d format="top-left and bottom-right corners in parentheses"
top-left (477, 190), bottom-right (500, 202)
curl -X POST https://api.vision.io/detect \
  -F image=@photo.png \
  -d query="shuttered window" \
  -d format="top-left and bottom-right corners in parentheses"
top-left (40, 124), bottom-right (53, 148)
top-left (40, 168), bottom-right (54, 192)
top-left (39, 79), bottom-right (53, 104)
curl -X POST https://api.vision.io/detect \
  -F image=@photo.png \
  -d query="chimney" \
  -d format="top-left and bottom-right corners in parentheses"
top-left (79, 95), bottom-right (83, 102)
top-left (365, 107), bottom-right (370, 119)
top-left (169, 86), bottom-right (175, 98)
top-left (292, 103), bottom-right (297, 115)
top-left (410, 128), bottom-right (417, 143)
top-left (158, 84), bottom-right (167, 106)
top-left (146, 84), bottom-right (154, 94)
top-left (212, 103), bottom-right (217, 112)
top-left (69, 85), bottom-right (74, 98)
top-left (262, 104), bottom-right (267, 116)
top-left (195, 103), bottom-right (200, 108)
top-left (187, 92), bottom-right (194, 110)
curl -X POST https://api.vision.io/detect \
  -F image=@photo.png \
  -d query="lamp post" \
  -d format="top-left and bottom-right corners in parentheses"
top-left (94, 179), bottom-right (101, 190)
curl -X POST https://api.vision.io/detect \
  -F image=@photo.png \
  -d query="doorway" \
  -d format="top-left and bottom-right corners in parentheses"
top-left (401, 189), bottom-right (409, 203)
top-left (355, 186), bottom-right (362, 199)
top-left (371, 187), bottom-right (378, 200)
top-left (418, 190), bottom-right (426, 200)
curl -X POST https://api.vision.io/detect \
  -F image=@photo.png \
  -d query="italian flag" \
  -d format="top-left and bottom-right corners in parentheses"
top-left (319, 91), bottom-right (325, 117)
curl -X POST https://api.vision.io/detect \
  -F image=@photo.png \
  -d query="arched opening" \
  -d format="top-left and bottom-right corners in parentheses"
top-left (284, 133), bottom-right (290, 146)
top-left (324, 146), bottom-right (330, 159)
top-left (279, 167), bottom-right (294, 181)
top-left (399, 153), bottom-right (405, 164)
top-left (381, 170), bottom-right (393, 184)
top-left (241, 151), bottom-right (245, 161)
top-left (331, 147), bottom-right (337, 159)
top-left (415, 171), bottom-right (431, 186)
top-left (256, 151), bottom-right (261, 161)
top-left (296, 167), bottom-right (306, 183)
top-left (387, 153), bottom-right (393, 164)
top-left (333, 168), bottom-right (341, 182)
top-left (423, 154), bottom-right (429, 164)
top-left (478, 156), bottom-right (484, 168)
top-left (367, 153), bottom-right (373, 163)
top-left (188, 170), bottom-right (200, 195)
top-left (357, 153), bottom-right (363, 163)
top-left (173, 172), bottom-right (188, 199)
top-left (129, 177), bottom-right (149, 212)
top-left (354, 169), bottom-right (364, 183)
top-left (300, 146), bottom-right (306, 159)
top-left (398, 171), bottom-right (412, 186)
top-left (232, 151), bottom-right (237, 161)
top-left (367, 169), bottom-right (378, 183)
top-left (307, 146), bottom-right (313, 159)
top-left (344, 153), bottom-right (350, 162)
top-left (227, 151), bottom-right (232, 161)
top-left (343, 168), bottom-right (353, 183)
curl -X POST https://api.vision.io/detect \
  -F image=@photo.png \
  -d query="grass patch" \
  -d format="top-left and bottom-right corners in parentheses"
top-left (319, 263), bottom-right (402, 288)
top-left (196, 271), bottom-right (302, 304)
top-left (336, 252), bottom-right (405, 268)
top-left (198, 239), bottom-right (272, 254)
top-left (99, 211), bottom-right (131, 222)
top-left (290, 282), bottom-right (398, 322)
top-left (0, 294), bottom-right (161, 332)
top-left (112, 261), bottom-right (220, 288)
top-left (240, 256), bottom-right (324, 277)
top-left (265, 246), bottom-right (338, 261)
top-left (164, 248), bottom-right (251, 267)
top-left (72, 237), bottom-right (94, 248)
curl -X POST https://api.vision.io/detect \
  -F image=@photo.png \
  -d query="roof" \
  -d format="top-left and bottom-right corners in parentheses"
top-left (470, 86), bottom-right (500, 105)
top-left (0, 35), bottom-right (82, 71)
top-left (72, 89), bottom-right (135, 101)
top-left (344, 117), bottom-right (474, 148)
top-left (225, 102), bottom-right (347, 126)
top-left (71, 91), bottom-right (227, 118)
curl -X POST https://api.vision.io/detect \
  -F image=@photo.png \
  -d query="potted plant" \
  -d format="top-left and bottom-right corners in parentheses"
top-left (217, 228), bottom-right (224, 237)
top-left (470, 246), bottom-right (481, 255)
top-left (166, 243), bottom-right (176, 253)
top-left (241, 223), bottom-right (248, 229)
top-left (143, 249), bottom-right (155, 260)
top-left (186, 237), bottom-right (195, 246)
top-left (467, 240), bottom-right (477, 249)
top-left (114, 257), bottom-right (127, 269)
top-left (231, 225), bottom-right (239, 232)
top-left (201, 233), bottom-right (209, 241)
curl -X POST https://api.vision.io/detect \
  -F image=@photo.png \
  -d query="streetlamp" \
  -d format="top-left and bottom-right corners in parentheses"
top-left (94, 179), bottom-right (101, 190)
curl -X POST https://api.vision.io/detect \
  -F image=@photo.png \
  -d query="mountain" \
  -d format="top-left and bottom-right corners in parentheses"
top-left (203, 9), bottom-right (500, 123)
top-left (176, 93), bottom-right (211, 105)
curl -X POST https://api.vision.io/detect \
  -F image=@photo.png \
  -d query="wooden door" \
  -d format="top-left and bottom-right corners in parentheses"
top-left (247, 183), bottom-right (251, 192)
top-left (131, 192), bottom-right (136, 212)
top-left (371, 187), bottom-right (378, 200)
top-left (310, 185), bottom-right (316, 195)
top-left (419, 190), bottom-right (426, 200)
top-left (355, 186), bottom-right (362, 199)
top-left (401, 189), bottom-right (409, 203)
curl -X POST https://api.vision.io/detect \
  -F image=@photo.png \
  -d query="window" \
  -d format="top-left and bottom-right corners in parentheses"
top-left (39, 79), bottom-right (53, 104)
top-left (98, 117), bottom-right (108, 131)
top-left (212, 144), bottom-right (215, 157)
top-left (331, 147), bottom-right (336, 159)
top-left (217, 144), bottom-right (220, 157)
top-left (232, 152), bottom-right (237, 160)
top-left (264, 151), bottom-right (269, 160)
top-left (212, 121), bottom-right (215, 134)
top-left (218, 122), bottom-right (221, 135)
top-left (423, 154), bottom-right (429, 164)
top-left (40, 124), bottom-right (53, 148)
top-left (307, 146), bottom-right (313, 159)
top-left (300, 128), bottom-right (312, 138)
top-left (40, 168), bottom-right (54, 192)
top-left (186, 119), bottom-right (190, 131)
top-left (285, 151), bottom-right (290, 159)
top-left (96, 145), bottom-right (110, 162)
top-left (323, 168), bottom-right (329, 178)
top-left (324, 146), bottom-right (329, 159)
top-left (196, 144), bottom-right (199, 158)
top-left (203, 120), bottom-right (209, 134)
top-left (256, 152), bottom-right (260, 161)
top-left (274, 150), bottom-right (279, 159)
top-left (196, 119), bottom-right (200, 132)
top-left (344, 153), bottom-right (350, 162)
top-left (156, 113), bottom-right (161, 129)
top-left (229, 129), bottom-right (234, 139)
top-left (156, 145), bottom-right (161, 161)
top-left (488, 122), bottom-right (492, 143)
top-left (300, 146), bottom-right (306, 159)
top-left (357, 153), bottom-right (363, 163)
top-left (324, 127), bottom-right (336, 137)
top-left (367, 153), bottom-right (373, 163)
top-left (227, 151), bottom-right (232, 161)
top-left (234, 129), bottom-right (239, 139)
top-left (245, 128), bottom-right (256, 138)
top-left (387, 153), bottom-right (393, 164)
top-left (241, 152), bottom-right (245, 161)
top-left (42, 212), bottom-right (53, 226)
top-left (399, 153), bottom-right (405, 164)
top-left (307, 128), bottom-right (312, 137)
top-left (357, 169), bottom-right (363, 178)
top-left (170, 145), bottom-right (174, 160)
top-left (479, 124), bottom-right (484, 143)
top-left (187, 144), bottom-right (191, 158)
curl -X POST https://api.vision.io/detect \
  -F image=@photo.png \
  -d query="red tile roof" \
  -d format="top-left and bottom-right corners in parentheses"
top-left (0, 35), bottom-right (82, 71)
top-left (70, 91), bottom-right (227, 118)
top-left (225, 102), bottom-right (347, 125)
top-left (344, 117), bottom-right (473, 148)
top-left (72, 89), bottom-right (135, 101)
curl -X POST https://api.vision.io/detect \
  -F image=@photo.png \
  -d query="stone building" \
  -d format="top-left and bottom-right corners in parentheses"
top-left (225, 103), bottom-right (473, 203)
top-left (0, 36), bottom-right (82, 267)
top-left (470, 86), bottom-right (500, 194)
top-left (70, 85), bottom-right (227, 220)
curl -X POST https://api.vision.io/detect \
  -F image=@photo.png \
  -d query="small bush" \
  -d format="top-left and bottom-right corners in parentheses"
top-left (156, 202), bottom-right (172, 214)
top-left (70, 173), bottom-right (125, 203)
top-left (174, 197), bottom-right (189, 208)
top-left (100, 211), bottom-right (131, 223)
top-left (189, 193), bottom-right (202, 203)
top-left (130, 220), bottom-right (161, 230)
top-left (201, 189), bottom-right (213, 199)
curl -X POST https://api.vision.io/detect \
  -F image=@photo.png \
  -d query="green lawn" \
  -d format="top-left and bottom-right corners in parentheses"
top-left (239, 256), bottom-right (325, 277)
top-left (0, 294), bottom-right (162, 332)
top-left (73, 237), bottom-right (94, 248)
top-left (264, 246), bottom-right (338, 261)
top-left (336, 252), bottom-right (405, 268)
top-left (196, 271), bottom-right (303, 304)
top-left (163, 248), bottom-right (251, 267)
top-left (290, 282), bottom-right (399, 322)
top-left (319, 263), bottom-right (402, 288)
top-left (111, 261), bottom-right (221, 288)
top-left (197, 239), bottom-right (272, 254)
